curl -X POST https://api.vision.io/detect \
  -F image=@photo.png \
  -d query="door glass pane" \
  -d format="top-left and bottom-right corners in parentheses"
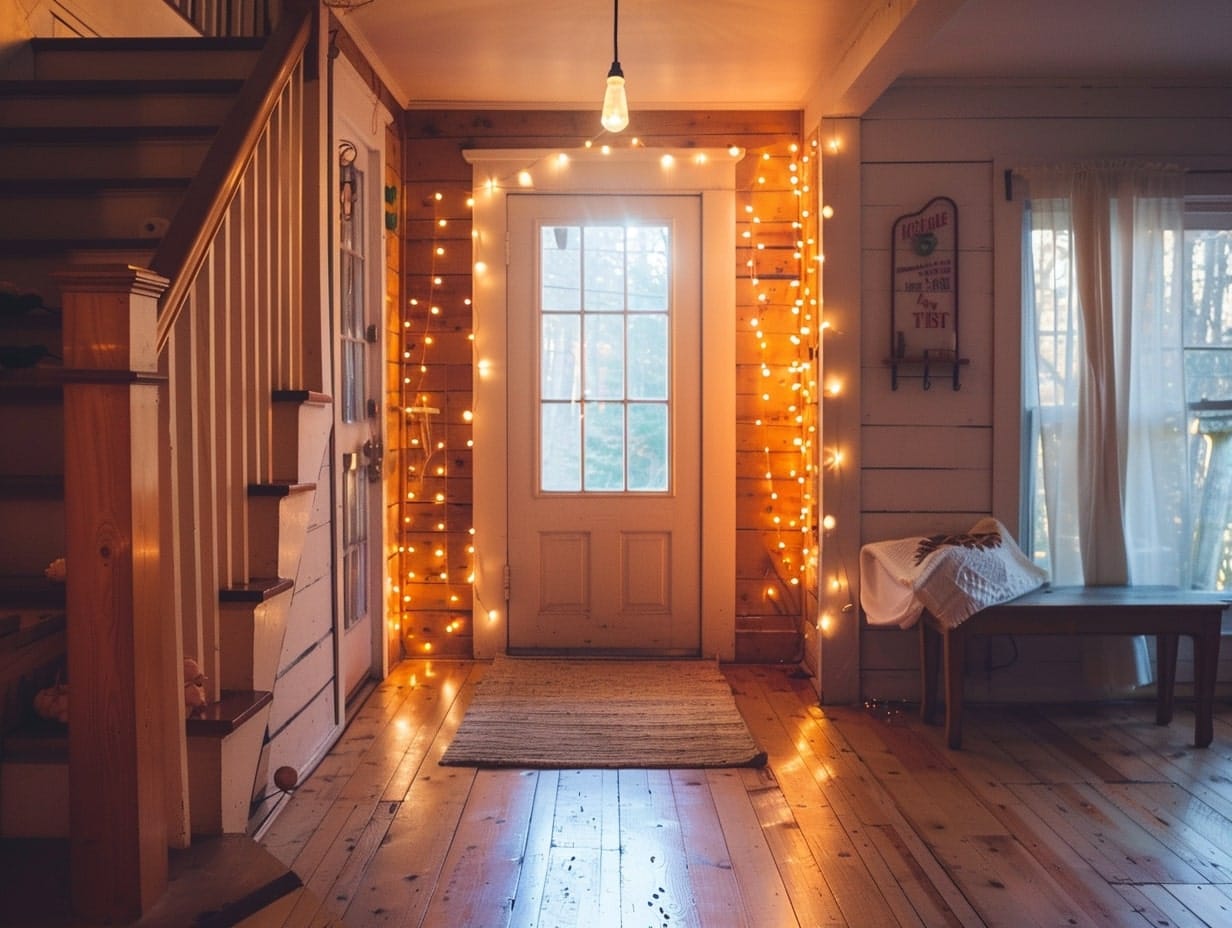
top-left (584, 226), bottom-right (626, 311)
top-left (541, 314), bottom-right (579, 400)
top-left (542, 225), bottom-right (581, 309)
top-left (628, 314), bottom-right (667, 399)
top-left (627, 225), bottom-right (669, 310)
top-left (541, 402), bottom-right (581, 491)
top-left (340, 162), bottom-right (366, 424)
top-left (342, 456), bottom-right (368, 628)
top-left (584, 314), bottom-right (624, 399)
top-left (628, 403), bottom-right (668, 491)
top-left (584, 401), bottom-right (625, 490)
top-left (539, 219), bottom-right (672, 494)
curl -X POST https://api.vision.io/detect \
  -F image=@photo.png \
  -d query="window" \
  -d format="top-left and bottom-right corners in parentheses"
top-left (1023, 164), bottom-right (1232, 591)
top-left (538, 221), bottom-right (671, 494)
top-left (339, 158), bottom-right (366, 424)
top-left (1183, 196), bottom-right (1232, 589)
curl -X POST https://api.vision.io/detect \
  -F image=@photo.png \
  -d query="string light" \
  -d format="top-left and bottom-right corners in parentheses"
top-left (395, 184), bottom-right (478, 659)
top-left (740, 139), bottom-right (820, 629)
top-left (397, 134), bottom-right (812, 661)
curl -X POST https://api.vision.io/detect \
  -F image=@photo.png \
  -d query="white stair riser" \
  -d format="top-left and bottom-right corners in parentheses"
top-left (186, 702), bottom-right (272, 836)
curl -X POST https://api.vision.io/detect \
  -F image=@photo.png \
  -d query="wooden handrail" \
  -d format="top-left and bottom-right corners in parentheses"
top-left (151, 1), bottom-right (312, 351)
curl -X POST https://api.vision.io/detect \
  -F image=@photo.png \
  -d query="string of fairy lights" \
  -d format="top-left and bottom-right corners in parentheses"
top-left (742, 141), bottom-right (821, 616)
top-left (392, 187), bottom-right (475, 654)
top-left (393, 135), bottom-right (824, 653)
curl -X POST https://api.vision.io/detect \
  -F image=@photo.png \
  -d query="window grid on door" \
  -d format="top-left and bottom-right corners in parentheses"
top-left (538, 222), bottom-right (671, 494)
top-left (340, 160), bottom-right (366, 424)
top-left (342, 454), bottom-right (369, 629)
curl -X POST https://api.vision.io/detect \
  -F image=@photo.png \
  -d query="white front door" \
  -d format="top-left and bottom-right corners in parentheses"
top-left (335, 144), bottom-right (382, 702)
top-left (506, 194), bottom-right (701, 654)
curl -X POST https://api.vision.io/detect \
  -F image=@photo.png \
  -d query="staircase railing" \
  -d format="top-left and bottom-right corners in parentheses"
top-left (54, 2), bottom-right (319, 919)
top-left (164, 0), bottom-right (277, 37)
top-left (151, 0), bottom-right (315, 698)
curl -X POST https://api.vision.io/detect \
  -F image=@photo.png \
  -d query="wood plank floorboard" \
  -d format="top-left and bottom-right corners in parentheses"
top-left (245, 659), bottom-right (1232, 927)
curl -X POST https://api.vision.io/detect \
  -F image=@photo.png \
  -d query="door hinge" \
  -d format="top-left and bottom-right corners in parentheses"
top-left (505, 233), bottom-right (511, 267)
top-left (502, 563), bottom-right (511, 602)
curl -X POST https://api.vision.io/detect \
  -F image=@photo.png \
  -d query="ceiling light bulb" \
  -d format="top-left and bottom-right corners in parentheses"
top-left (601, 0), bottom-right (628, 132)
top-left (601, 64), bottom-right (628, 132)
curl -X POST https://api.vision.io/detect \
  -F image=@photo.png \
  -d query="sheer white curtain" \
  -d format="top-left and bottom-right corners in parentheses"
top-left (1023, 162), bottom-right (1187, 687)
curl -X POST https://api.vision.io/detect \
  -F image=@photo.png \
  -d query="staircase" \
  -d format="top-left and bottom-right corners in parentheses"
top-left (0, 6), bottom-right (325, 921)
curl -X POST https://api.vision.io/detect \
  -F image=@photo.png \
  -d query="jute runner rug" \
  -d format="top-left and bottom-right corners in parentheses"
top-left (440, 656), bottom-right (767, 768)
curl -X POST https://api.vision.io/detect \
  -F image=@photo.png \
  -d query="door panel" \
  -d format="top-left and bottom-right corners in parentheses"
top-left (335, 146), bottom-right (381, 701)
top-left (506, 194), bottom-right (701, 654)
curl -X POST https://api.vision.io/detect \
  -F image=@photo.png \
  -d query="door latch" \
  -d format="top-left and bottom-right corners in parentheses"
top-left (363, 437), bottom-right (383, 483)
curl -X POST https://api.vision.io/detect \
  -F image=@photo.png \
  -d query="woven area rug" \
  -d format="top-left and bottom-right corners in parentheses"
top-left (440, 656), bottom-right (767, 768)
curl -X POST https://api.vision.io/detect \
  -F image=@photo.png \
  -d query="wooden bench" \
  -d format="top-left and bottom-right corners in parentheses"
top-left (918, 585), bottom-right (1230, 749)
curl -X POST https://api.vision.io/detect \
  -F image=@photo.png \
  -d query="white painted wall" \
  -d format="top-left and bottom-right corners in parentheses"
top-left (829, 81), bottom-right (1232, 703)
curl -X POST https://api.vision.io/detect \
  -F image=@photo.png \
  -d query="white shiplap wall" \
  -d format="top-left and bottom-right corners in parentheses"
top-left (850, 81), bottom-right (1232, 702)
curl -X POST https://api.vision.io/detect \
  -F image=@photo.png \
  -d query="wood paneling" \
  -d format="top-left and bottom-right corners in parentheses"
top-left (397, 109), bottom-right (810, 659)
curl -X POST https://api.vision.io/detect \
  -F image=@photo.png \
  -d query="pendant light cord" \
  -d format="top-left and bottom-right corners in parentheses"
top-left (612, 0), bottom-right (620, 64)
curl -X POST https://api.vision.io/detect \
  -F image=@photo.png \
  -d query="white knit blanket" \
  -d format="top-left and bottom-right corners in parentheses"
top-left (859, 518), bottom-right (1048, 629)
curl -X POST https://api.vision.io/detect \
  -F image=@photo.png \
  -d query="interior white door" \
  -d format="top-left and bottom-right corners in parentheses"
top-left (335, 145), bottom-right (382, 702)
top-left (506, 194), bottom-right (701, 654)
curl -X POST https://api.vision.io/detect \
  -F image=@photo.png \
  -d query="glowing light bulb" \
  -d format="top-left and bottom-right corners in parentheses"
top-left (601, 66), bottom-right (629, 132)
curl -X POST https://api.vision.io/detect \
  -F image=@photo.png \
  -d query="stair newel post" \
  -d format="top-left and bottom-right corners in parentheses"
top-left (55, 264), bottom-right (174, 922)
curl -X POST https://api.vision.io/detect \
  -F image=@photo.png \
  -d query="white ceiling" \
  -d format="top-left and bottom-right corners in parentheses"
top-left (332, 0), bottom-right (1232, 116)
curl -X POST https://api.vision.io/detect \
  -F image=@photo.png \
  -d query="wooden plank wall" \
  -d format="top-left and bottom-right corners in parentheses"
top-left (851, 82), bottom-right (1232, 702)
top-left (397, 110), bottom-right (815, 661)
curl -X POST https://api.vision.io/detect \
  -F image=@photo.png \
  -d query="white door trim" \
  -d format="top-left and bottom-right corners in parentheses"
top-left (331, 62), bottom-right (391, 711)
top-left (466, 148), bottom-right (738, 660)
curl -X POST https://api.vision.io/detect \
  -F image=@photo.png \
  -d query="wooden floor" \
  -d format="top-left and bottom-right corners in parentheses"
top-left (241, 659), bottom-right (1232, 927)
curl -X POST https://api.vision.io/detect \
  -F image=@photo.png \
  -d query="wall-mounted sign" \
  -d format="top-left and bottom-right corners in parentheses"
top-left (888, 196), bottom-right (966, 389)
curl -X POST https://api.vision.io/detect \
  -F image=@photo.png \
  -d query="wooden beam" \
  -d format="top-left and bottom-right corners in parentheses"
top-left (805, 0), bottom-right (970, 121)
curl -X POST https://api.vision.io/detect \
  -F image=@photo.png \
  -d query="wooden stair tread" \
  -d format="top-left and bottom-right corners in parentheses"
top-left (0, 238), bottom-right (159, 256)
top-left (186, 690), bottom-right (273, 737)
top-left (0, 610), bottom-right (65, 651)
top-left (2, 125), bottom-right (217, 143)
top-left (2, 689), bottom-right (273, 760)
top-left (31, 36), bottom-right (265, 53)
top-left (0, 719), bottom-right (67, 763)
top-left (248, 481), bottom-right (316, 497)
top-left (272, 388), bottom-right (332, 406)
top-left (0, 77), bottom-right (245, 95)
top-left (219, 577), bottom-right (295, 603)
top-left (0, 177), bottom-right (193, 195)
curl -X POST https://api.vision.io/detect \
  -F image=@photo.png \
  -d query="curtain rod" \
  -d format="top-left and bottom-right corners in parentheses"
top-left (1004, 166), bottom-right (1232, 201)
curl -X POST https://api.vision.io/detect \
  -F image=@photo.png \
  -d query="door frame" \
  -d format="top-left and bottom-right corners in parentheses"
top-left (330, 64), bottom-right (390, 711)
top-left (465, 148), bottom-right (739, 660)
